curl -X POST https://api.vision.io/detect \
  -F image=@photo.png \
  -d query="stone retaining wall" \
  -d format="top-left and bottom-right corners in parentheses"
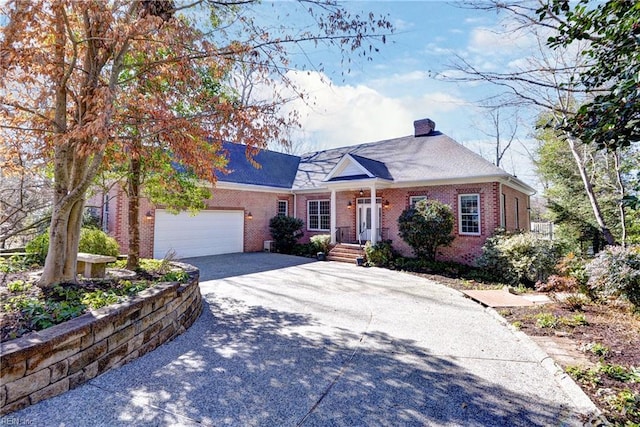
top-left (0, 264), bottom-right (202, 416)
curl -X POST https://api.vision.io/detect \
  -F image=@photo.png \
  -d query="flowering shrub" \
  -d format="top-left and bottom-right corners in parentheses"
top-left (310, 234), bottom-right (331, 253)
top-left (364, 240), bottom-right (397, 268)
top-left (476, 232), bottom-right (562, 287)
top-left (586, 245), bottom-right (640, 308)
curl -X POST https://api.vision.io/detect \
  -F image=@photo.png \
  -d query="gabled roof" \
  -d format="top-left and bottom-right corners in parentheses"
top-left (292, 131), bottom-right (535, 194)
top-left (218, 142), bottom-right (300, 189)
top-left (349, 154), bottom-right (393, 180)
top-left (323, 153), bottom-right (393, 182)
top-left (213, 128), bottom-right (535, 196)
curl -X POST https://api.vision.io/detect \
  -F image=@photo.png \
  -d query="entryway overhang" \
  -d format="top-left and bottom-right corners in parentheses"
top-left (323, 178), bottom-right (393, 245)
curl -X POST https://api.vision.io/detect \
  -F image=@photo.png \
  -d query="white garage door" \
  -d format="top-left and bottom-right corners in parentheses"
top-left (153, 210), bottom-right (244, 259)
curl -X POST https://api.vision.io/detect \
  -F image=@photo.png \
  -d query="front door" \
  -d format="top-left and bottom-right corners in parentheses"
top-left (357, 198), bottom-right (382, 242)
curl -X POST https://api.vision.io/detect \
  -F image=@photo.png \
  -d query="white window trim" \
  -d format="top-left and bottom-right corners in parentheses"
top-left (307, 199), bottom-right (331, 231)
top-left (409, 195), bottom-right (428, 207)
top-left (458, 193), bottom-right (481, 236)
top-left (515, 197), bottom-right (520, 229)
top-left (277, 200), bottom-right (288, 216)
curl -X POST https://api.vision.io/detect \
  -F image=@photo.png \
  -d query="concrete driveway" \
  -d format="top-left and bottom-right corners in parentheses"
top-left (3, 253), bottom-right (596, 426)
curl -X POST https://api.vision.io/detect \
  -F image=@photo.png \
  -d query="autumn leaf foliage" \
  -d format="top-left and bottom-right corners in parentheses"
top-left (0, 0), bottom-right (392, 286)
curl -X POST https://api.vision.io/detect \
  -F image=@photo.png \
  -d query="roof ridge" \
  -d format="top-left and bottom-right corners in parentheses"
top-left (223, 141), bottom-right (302, 161)
top-left (300, 134), bottom-right (414, 157)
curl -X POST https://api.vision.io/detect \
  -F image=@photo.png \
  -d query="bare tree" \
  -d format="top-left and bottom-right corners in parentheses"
top-left (0, 162), bottom-right (52, 249)
top-left (445, 0), bottom-right (617, 245)
top-left (472, 105), bottom-right (520, 168)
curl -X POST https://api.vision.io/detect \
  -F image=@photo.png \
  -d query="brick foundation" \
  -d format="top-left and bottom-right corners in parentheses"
top-left (0, 264), bottom-right (202, 416)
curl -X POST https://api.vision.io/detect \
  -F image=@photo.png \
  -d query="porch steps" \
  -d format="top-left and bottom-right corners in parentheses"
top-left (327, 243), bottom-right (365, 264)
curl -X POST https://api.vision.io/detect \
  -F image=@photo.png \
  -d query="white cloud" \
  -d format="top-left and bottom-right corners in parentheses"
top-left (469, 27), bottom-right (524, 55)
top-left (271, 70), bottom-right (472, 152)
top-left (393, 18), bottom-right (414, 31)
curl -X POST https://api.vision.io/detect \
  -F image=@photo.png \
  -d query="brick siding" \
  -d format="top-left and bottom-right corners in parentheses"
top-left (97, 181), bottom-right (529, 265)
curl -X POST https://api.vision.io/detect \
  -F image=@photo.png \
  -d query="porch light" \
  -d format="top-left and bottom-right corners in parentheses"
top-left (145, 211), bottom-right (153, 220)
top-left (347, 200), bottom-right (353, 209)
top-left (359, 189), bottom-right (364, 196)
top-left (384, 200), bottom-right (390, 209)
top-left (247, 211), bottom-right (253, 220)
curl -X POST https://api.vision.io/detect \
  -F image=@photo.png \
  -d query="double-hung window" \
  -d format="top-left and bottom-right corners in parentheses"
top-left (277, 200), bottom-right (288, 216)
top-left (459, 194), bottom-right (480, 235)
top-left (409, 195), bottom-right (427, 208)
top-left (307, 200), bottom-right (330, 231)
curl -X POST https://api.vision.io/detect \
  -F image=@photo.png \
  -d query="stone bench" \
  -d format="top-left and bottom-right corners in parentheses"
top-left (0, 252), bottom-right (28, 258)
top-left (76, 253), bottom-right (117, 278)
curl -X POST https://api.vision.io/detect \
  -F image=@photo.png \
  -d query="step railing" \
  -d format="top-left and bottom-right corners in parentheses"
top-left (335, 226), bottom-right (351, 244)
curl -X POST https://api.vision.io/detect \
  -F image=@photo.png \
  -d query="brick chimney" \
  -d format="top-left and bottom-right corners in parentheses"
top-left (413, 118), bottom-right (436, 137)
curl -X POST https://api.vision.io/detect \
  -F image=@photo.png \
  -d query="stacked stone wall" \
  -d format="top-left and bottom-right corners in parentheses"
top-left (0, 265), bottom-right (202, 416)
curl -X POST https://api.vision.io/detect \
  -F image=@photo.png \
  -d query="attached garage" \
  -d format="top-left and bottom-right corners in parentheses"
top-left (153, 209), bottom-right (244, 259)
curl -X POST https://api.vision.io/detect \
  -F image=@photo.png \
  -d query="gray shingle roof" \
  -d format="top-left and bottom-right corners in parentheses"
top-left (348, 154), bottom-right (393, 180)
top-left (216, 131), bottom-right (534, 195)
top-left (218, 142), bottom-right (300, 189)
top-left (293, 131), bottom-right (517, 190)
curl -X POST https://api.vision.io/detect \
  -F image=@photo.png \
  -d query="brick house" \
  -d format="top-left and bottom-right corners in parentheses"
top-left (96, 118), bottom-right (535, 264)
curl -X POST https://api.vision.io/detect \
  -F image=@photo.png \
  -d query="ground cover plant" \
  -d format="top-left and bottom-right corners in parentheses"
top-left (0, 257), bottom-right (190, 343)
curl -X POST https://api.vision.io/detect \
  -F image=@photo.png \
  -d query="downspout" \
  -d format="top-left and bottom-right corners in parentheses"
top-left (293, 192), bottom-right (297, 218)
top-left (499, 182), bottom-right (504, 230)
top-left (370, 185), bottom-right (377, 245)
top-left (330, 189), bottom-right (337, 245)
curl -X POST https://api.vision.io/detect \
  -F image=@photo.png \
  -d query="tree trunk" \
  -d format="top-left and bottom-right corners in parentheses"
top-left (126, 155), bottom-right (141, 270)
top-left (613, 151), bottom-right (627, 246)
top-left (566, 134), bottom-right (617, 246)
top-left (38, 146), bottom-right (98, 287)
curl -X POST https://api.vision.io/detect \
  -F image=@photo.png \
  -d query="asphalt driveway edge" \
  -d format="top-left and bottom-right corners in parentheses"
top-left (482, 304), bottom-right (607, 423)
top-left (2, 254), bottom-right (607, 426)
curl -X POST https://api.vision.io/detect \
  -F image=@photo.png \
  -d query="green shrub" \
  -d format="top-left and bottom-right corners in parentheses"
top-left (78, 228), bottom-right (119, 257)
top-left (26, 228), bottom-right (120, 264)
top-left (393, 257), bottom-right (430, 272)
top-left (560, 313), bottom-right (588, 327)
top-left (364, 240), bottom-right (397, 268)
top-left (269, 215), bottom-right (304, 254)
top-left (557, 253), bottom-right (591, 295)
top-left (586, 245), bottom-right (640, 308)
top-left (310, 234), bottom-right (331, 254)
top-left (25, 232), bottom-right (49, 264)
top-left (397, 199), bottom-right (455, 261)
top-left (476, 231), bottom-right (562, 287)
top-left (292, 243), bottom-right (316, 258)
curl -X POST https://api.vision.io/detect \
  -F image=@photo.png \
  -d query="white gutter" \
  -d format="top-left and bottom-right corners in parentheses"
top-left (214, 181), bottom-right (294, 194)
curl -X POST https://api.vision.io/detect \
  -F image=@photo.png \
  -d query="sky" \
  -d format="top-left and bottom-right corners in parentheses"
top-left (0, 1), bottom-right (543, 191)
top-left (245, 1), bottom-right (544, 192)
